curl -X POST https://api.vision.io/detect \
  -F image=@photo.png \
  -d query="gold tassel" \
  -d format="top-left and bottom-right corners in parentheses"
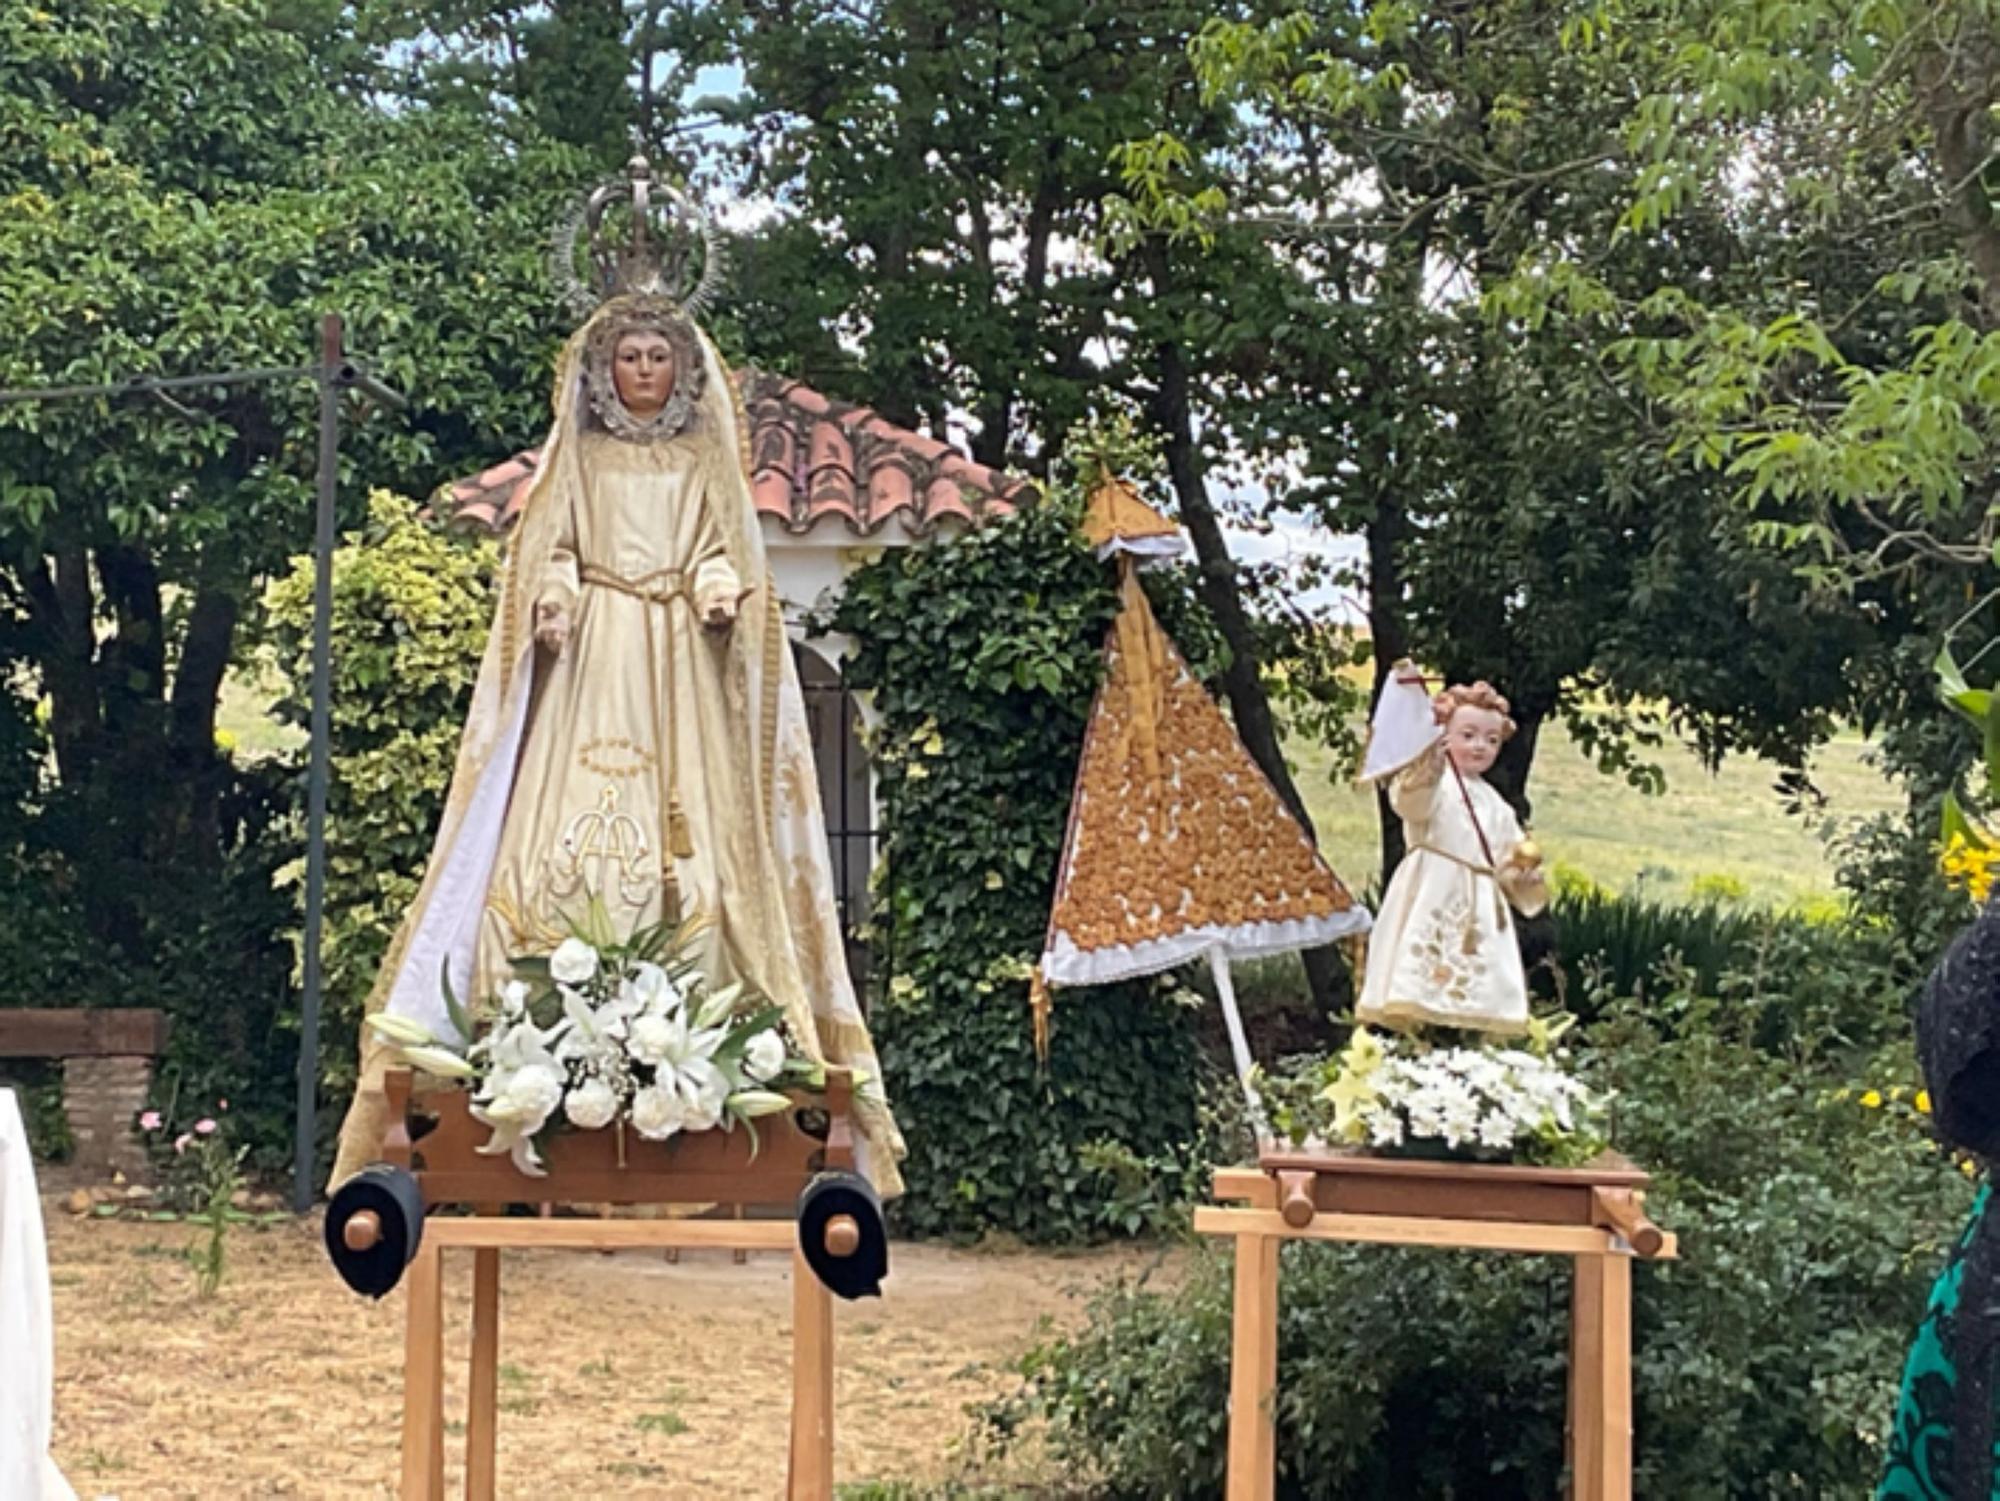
top-left (1030, 972), bottom-right (1053, 1062)
top-left (669, 796), bottom-right (694, 859)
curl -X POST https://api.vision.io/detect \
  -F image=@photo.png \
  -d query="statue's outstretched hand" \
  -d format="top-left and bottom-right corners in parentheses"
top-left (534, 600), bottom-right (572, 656)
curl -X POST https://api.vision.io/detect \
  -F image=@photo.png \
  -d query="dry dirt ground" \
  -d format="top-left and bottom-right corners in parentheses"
top-left (44, 1205), bottom-right (1169, 1500)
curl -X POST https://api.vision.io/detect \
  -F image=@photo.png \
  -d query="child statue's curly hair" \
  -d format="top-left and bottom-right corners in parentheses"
top-left (1433, 681), bottom-right (1517, 740)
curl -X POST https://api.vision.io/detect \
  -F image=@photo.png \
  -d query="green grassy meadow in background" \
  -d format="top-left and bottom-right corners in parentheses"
top-left (1290, 721), bottom-right (1901, 907)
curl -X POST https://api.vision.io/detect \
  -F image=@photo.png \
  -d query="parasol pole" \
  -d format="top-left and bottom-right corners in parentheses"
top-left (1209, 949), bottom-right (1272, 1145)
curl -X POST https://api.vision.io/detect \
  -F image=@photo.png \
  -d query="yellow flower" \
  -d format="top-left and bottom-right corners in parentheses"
top-left (1963, 1159), bottom-right (1980, 1179)
top-left (1340, 1026), bottom-right (1387, 1078)
top-left (1941, 832), bottom-right (2000, 905)
top-left (1916, 1090), bottom-right (1932, 1116)
top-left (1860, 1089), bottom-right (1883, 1109)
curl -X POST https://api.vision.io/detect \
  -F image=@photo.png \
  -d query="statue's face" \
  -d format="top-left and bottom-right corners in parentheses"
top-left (1444, 704), bottom-right (1505, 776)
top-left (612, 330), bottom-right (677, 418)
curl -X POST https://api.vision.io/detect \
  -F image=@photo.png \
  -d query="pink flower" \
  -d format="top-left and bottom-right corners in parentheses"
top-left (217, 1099), bottom-right (228, 1111)
top-left (138, 1110), bottom-right (162, 1132)
top-left (193, 1118), bottom-right (217, 1135)
top-left (173, 1133), bottom-right (192, 1155)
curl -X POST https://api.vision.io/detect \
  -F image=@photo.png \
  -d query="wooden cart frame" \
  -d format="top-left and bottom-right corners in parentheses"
top-left (357, 1066), bottom-right (864, 1500)
top-left (1198, 1153), bottom-right (1675, 1501)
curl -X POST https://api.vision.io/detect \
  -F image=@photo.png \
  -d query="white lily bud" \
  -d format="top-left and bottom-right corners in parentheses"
top-left (694, 983), bottom-right (743, 1030)
top-left (366, 1013), bottom-right (435, 1046)
top-left (401, 1045), bottom-right (476, 1080)
top-left (727, 1090), bottom-right (792, 1119)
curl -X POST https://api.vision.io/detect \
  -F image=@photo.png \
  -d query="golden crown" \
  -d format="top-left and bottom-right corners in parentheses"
top-left (549, 156), bottom-right (726, 323)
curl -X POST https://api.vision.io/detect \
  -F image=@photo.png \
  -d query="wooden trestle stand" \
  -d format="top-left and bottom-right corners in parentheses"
top-left (1197, 1150), bottom-right (1675, 1501)
top-left (340, 1066), bottom-right (868, 1500)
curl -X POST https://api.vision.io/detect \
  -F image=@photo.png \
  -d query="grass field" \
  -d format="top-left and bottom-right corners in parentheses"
top-left (1289, 720), bottom-right (1903, 907)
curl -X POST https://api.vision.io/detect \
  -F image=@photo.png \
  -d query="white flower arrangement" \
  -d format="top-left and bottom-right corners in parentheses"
top-left (367, 907), bottom-right (814, 1176)
top-left (1303, 1023), bottom-right (1601, 1163)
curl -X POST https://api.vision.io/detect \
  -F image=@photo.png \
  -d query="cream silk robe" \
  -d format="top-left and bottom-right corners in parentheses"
top-left (477, 430), bottom-right (743, 986)
top-left (1356, 751), bottom-right (1546, 1035)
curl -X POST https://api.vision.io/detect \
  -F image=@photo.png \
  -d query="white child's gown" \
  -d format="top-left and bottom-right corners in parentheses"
top-left (1356, 749), bottom-right (1545, 1035)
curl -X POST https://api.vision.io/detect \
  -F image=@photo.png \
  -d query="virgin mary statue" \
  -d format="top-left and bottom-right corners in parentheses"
top-left (330, 163), bottom-right (905, 1195)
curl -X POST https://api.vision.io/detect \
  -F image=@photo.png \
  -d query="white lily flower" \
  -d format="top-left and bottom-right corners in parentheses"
top-left (500, 980), bottom-right (531, 1016)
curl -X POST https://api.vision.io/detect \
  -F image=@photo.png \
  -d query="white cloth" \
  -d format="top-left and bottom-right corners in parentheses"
top-left (1356, 755), bottom-right (1546, 1035)
top-left (1360, 667), bottom-right (1441, 784)
top-left (0, 1089), bottom-right (75, 1501)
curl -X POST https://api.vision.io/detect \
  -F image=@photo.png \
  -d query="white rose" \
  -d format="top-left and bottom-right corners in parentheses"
top-left (628, 1013), bottom-right (674, 1066)
top-left (549, 937), bottom-right (599, 986)
top-left (479, 1062), bottom-right (564, 1134)
top-left (564, 1076), bottom-right (619, 1131)
top-left (500, 980), bottom-right (531, 1016)
top-left (630, 1083), bottom-right (688, 1141)
top-left (742, 1030), bottom-right (787, 1083)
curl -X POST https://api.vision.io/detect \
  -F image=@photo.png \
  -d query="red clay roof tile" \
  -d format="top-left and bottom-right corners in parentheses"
top-left (443, 368), bottom-right (1033, 537)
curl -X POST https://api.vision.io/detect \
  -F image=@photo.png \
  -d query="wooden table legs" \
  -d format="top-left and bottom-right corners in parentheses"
top-left (399, 1238), bottom-right (445, 1499)
top-left (394, 1220), bottom-right (834, 1499)
top-left (465, 1248), bottom-right (501, 1501)
top-left (788, 1246), bottom-right (835, 1500)
top-left (1226, 1231), bottom-right (1279, 1501)
top-left (1568, 1249), bottom-right (1633, 1501)
top-left (1205, 1212), bottom-right (1656, 1499)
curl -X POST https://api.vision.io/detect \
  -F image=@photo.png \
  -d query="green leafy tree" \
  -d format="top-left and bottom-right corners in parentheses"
top-left (0, 0), bottom-right (586, 962)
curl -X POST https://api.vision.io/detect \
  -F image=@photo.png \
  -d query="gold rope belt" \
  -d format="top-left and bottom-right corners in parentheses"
top-left (1411, 841), bottom-right (1496, 877)
top-left (580, 563), bottom-right (691, 606)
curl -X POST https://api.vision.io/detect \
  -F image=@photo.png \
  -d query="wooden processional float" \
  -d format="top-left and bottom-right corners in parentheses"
top-left (1033, 474), bottom-right (1675, 1501)
top-left (324, 1066), bottom-right (884, 1501)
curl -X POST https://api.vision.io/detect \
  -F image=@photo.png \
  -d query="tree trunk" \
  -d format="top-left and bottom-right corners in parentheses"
top-left (1915, 31), bottom-right (2000, 324)
top-left (1148, 311), bottom-right (1348, 1016)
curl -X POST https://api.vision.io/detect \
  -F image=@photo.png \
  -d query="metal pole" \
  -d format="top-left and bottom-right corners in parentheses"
top-left (295, 312), bottom-right (342, 1212)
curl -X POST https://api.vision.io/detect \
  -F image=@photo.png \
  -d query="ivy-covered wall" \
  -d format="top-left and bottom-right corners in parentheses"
top-left (833, 497), bottom-right (1209, 1242)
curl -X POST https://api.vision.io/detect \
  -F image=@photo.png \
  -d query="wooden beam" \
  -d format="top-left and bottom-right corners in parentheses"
top-left (424, 1218), bottom-right (797, 1252)
top-left (0, 1008), bottom-right (168, 1058)
top-left (1194, 1206), bottom-right (1627, 1258)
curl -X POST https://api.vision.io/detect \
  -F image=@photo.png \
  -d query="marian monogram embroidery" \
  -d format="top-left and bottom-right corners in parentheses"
top-left (553, 784), bottom-right (655, 910)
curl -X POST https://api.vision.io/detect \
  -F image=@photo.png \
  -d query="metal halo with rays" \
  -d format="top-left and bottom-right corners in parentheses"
top-left (547, 155), bottom-right (728, 323)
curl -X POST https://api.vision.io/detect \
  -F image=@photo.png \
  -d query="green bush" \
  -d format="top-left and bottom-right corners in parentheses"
top-left (991, 958), bottom-right (1970, 1496)
top-left (833, 499), bottom-right (1206, 1242)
